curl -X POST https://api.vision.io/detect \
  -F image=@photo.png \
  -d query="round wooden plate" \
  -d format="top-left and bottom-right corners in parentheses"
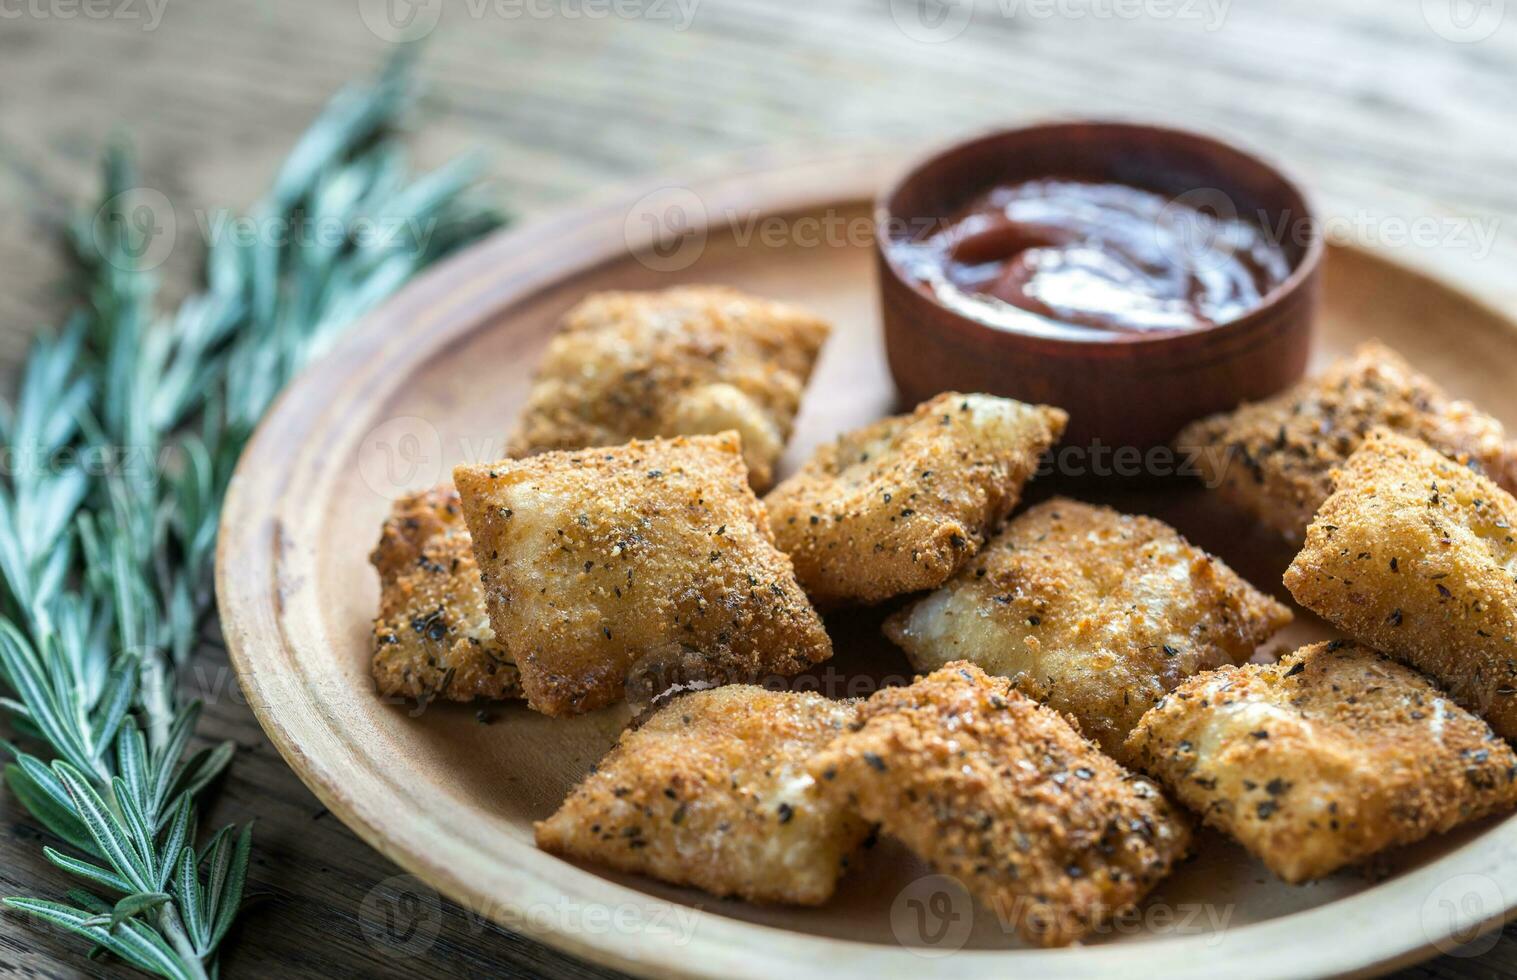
top-left (217, 151), bottom-right (1517, 978)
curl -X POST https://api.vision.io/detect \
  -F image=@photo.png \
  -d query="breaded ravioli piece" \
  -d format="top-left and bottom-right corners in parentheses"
top-left (453, 433), bottom-right (831, 716)
top-left (884, 499), bottom-right (1292, 760)
top-left (536, 686), bottom-right (870, 904)
top-left (507, 286), bottom-right (830, 491)
top-left (1176, 342), bottom-right (1517, 541)
top-left (765, 393), bottom-right (1067, 606)
top-left (1284, 429), bottom-right (1517, 739)
top-left (809, 662), bottom-right (1192, 947)
top-left (1126, 641), bottom-right (1517, 883)
top-left (369, 486), bottom-right (522, 702)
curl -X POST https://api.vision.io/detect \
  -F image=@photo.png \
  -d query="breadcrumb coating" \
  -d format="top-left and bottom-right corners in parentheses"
top-left (885, 498), bottom-right (1291, 760)
top-left (453, 432), bottom-right (831, 716)
top-left (809, 662), bottom-right (1192, 948)
top-left (1176, 341), bottom-right (1517, 541)
top-left (1284, 429), bottom-right (1517, 739)
top-left (507, 286), bottom-right (830, 491)
top-left (765, 393), bottom-right (1067, 606)
top-left (536, 686), bottom-right (871, 904)
top-left (1126, 641), bottom-right (1517, 883)
top-left (369, 486), bottom-right (522, 702)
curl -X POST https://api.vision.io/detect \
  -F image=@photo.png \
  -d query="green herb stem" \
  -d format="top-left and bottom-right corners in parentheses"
top-left (0, 47), bottom-right (505, 978)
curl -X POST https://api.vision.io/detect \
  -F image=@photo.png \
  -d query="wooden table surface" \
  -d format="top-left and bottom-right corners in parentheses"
top-left (3, 2), bottom-right (1516, 976)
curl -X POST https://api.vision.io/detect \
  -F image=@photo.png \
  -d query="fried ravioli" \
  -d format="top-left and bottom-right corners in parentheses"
top-left (1284, 429), bottom-right (1517, 739)
top-left (809, 662), bottom-right (1192, 947)
top-left (884, 499), bottom-right (1292, 760)
top-left (369, 486), bottom-right (522, 702)
top-left (1126, 641), bottom-right (1517, 883)
top-left (453, 433), bottom-right (832, 716)
top-left (765, 393), bottom-right (1067, 606)
top-left (1176, 342), bottom-right (1517, 541)
top-left (507, 286), bottom-right (830, 491)
top-left (536, 686), bottom-right (870, 904)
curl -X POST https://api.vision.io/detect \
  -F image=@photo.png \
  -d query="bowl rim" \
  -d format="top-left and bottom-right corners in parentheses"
top-left (874, 120), bottom-right (1326, 352)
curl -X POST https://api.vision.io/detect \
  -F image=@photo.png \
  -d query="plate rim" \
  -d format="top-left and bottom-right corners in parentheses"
top-left (215, 149), bottom-right (1517, 979)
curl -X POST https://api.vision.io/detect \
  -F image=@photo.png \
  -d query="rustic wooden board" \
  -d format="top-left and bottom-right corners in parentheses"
top-left (6, 4), bottom-right (1517, 978)
top-left (215, 153), bottom-right (1517, 979)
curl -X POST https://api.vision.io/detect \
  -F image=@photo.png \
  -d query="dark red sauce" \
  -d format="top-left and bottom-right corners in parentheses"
top-left (889, 179), bottom-right (1291, 340)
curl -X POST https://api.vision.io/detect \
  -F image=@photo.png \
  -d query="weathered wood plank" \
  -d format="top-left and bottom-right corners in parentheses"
top-left (1, 1), bottom-right (1515, 975)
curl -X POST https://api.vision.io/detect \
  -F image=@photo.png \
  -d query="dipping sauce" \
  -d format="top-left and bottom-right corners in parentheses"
top-left (889, 179), bottom-right (1291, 340)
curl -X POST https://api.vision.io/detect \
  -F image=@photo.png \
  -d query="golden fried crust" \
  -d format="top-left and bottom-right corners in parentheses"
top-left (1126, 642), bottom-right (1517, 883)
top-left (370, 484), bottom-right (468, 586)
top-left (507, 286), bottom-right (831, 491)
top-left (1176, 342), bottom-right (1517, 542)
top-left (884, 499), bottom-right (1292, 761)
top-left (808, 662), bottom-right (1192, 948)
top-left (453, 433), bottom-right (832, 717)
top-left (764, 393), bottom-right (1067, 606)
top-left (369, 487), bottom-right (522, 702)
top-left (1283, 429), bottom-right (1517, 739)
top-left (536, 686), bottom-right (870, 904)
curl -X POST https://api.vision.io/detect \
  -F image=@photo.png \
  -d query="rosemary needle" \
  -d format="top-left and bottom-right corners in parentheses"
top-left (0, 48), bottom-right (505, 978)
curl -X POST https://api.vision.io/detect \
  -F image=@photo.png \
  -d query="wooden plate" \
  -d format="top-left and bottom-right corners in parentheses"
top-left (217, 151), bottom-right (1517, 978)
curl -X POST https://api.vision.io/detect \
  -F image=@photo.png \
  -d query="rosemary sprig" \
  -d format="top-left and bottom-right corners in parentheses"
top-left (0, 49), bottom-right (505, 978)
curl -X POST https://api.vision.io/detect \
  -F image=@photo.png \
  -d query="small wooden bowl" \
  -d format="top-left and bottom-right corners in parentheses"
top-left (876, 122), bottom-right (1323, 450)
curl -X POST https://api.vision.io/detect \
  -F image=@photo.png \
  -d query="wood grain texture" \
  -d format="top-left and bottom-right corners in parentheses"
top-left (2, 1), bottom-right (1516, 976)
